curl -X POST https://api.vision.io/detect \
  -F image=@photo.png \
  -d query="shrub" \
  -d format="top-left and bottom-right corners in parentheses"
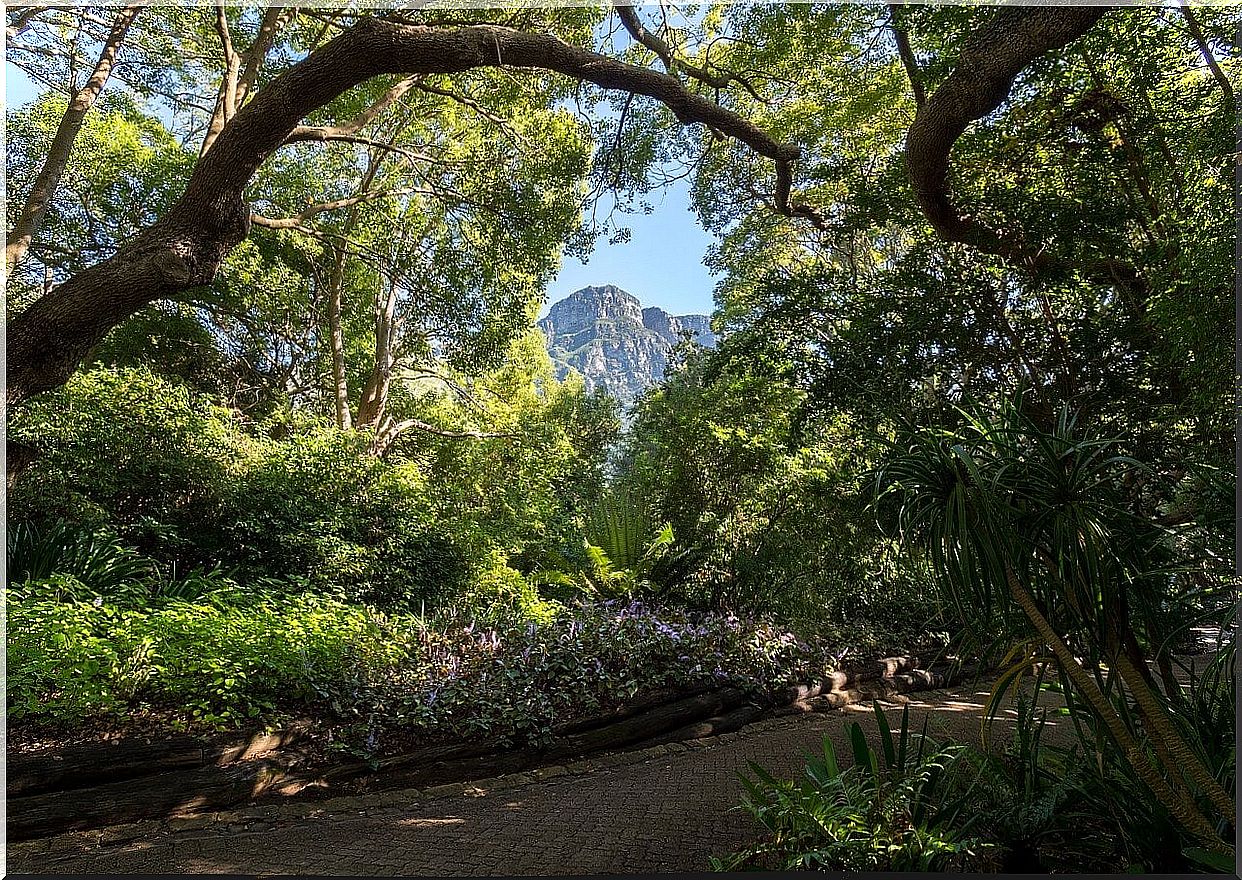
top-left (6, 594), bottom-right (411, 726)
top-left (713, 705), bottom-right (991, 872)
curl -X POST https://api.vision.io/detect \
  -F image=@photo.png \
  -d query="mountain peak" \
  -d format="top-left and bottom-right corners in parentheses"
top-left (539, 285), bottom-right (716, 405)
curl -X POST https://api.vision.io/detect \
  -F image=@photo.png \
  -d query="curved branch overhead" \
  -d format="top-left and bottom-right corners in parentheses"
top-left (905, 6), bottom-right (1110, 270)
top-left (5, 16), bottom-right (802, 406)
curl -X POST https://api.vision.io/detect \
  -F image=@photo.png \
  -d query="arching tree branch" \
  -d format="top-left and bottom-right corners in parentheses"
top-left (905, 6), bottom-right (1110, 272)
top-left (6, 17), bottom-right (803, 407)
top-left (1178, 1), bottom-right (1235, 111)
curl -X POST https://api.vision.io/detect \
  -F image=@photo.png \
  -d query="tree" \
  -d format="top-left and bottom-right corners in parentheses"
top-left (5, 9), bottom-right (804, 410)
top-left (8, 4), bottom-right (1144, 411)
top-left (5, 4), bottom-right (145, 272)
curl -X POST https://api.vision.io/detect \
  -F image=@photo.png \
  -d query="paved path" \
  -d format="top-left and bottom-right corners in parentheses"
top-left (9, 674), bottom-right (1072, 876)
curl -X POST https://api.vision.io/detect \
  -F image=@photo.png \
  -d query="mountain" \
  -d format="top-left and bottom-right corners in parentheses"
top-left (538, 285), bottom-right (716, 404)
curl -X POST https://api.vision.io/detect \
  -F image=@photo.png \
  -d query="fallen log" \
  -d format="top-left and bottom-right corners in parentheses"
top-left (8, 738), bottom-right (207, 798)
top-left (6, 756), bottom-right (301, 841)
top-left (640, 703), bottom-right (766, 746)
top-left (551, 684), bottom-right (714, 737)
top-left (7, 726), bottom-right (308, 798)
top-left (546, 687), bottom-right (746, 759)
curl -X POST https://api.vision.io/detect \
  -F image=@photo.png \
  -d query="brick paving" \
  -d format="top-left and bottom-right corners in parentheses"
top-left (4, 677), bottom-right (1075, 876)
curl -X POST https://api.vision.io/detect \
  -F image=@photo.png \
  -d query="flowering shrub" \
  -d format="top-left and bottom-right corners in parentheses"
top-left (8, 594), bottom-right (849, 746)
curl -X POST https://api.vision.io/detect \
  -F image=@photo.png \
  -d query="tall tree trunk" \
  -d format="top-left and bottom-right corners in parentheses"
top-left (355, 277), bottom-right (399, 430)
top-left (1112, 647), bottom-right (1236, 827)
top-left (327, 243), bottom-right (352, 430)
top-left (5, 4), bottom-right (145, 272)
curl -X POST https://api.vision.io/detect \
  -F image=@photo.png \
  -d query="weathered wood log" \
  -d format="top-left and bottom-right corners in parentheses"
top-left (774, 657), bottom-right (926, 706)
top-left (6, 757), bottom-right (300, 841)
top-left (551, 684), bottom-right (714, 737)
top-left (546, 687), bottom-right (746, 759)
top-left (7, 727), bottom-right (308, 797)
top-left (8, 660), bottom-right (980, 839)
top-left (8, 738), bottom-right (206, 797)
top-left (641, 703), bottom-right (766, 746)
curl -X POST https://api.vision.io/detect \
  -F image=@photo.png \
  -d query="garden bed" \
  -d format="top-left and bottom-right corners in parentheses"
top-left (7, 652), bottom-right (966, 840)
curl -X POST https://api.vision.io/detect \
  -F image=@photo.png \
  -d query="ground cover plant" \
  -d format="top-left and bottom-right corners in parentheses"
top-left (8, 591), bottom-right (870, 749)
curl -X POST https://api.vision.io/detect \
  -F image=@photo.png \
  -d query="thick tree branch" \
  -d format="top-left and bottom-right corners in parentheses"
top-left (7, 17), bottom-right (803, 407)
top-left (202, 5), bottom-right (296, 156)
top-left (372, 414), bottom-right (517, 458)
top-left (235, 5), bottom-right (294, 108)
top-left (250, 187), bottom-right (438, 229)
top-left (4, 3), bottom-right (145, 272)
top-left (905, 6), bottom-right (1109, 272)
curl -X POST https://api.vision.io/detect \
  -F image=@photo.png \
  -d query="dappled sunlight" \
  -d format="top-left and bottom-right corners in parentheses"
top-left (6, 2), bottom-right (1231, 876)
top-left (396, 816), bottom-right (467, 829)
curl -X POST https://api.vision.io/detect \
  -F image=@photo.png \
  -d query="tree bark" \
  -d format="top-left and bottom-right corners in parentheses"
top-left (4, 3), bottom-right (144, 272)
top-left (1179, 1), bottom-right (1235, 111)
top-left (354, 276), bottom-right (399, 430)
top-left (6, 17), bottom-right (801, 409)
top-left (888, 4), bottom-right (925, 108)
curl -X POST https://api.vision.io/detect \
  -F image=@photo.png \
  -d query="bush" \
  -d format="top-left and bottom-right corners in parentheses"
top-left (7, 593), bottom-right (410, 726)
top-left (5, 367), bottom-right (585, 611)
top-left (713, 705), bottom-right (991, 872)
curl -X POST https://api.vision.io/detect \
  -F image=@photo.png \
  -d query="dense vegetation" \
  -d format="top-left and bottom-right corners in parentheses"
top-left (6, 2), bottom-right (1235, 873)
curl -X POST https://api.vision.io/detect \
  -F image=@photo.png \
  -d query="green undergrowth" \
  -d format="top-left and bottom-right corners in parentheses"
top-left (6, 592), bottom-right (909, 751)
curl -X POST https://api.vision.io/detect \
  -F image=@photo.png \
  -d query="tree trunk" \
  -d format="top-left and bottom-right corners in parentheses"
top-left (355, 277), bottom-right (399, 430)
top-left (327, 243), bottom-right (353, 430)
top-left (201, 5), bottom-right (292, 156)
top-left (1112, 648), bottom-right (1236, 827)
top-left (5, 4), bottom-right (145, 272)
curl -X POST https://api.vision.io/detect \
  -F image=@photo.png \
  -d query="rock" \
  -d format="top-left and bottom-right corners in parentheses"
top-left (539, 285), bottom-right (716, 408)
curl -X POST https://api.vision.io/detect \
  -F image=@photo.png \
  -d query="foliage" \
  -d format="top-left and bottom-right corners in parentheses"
top-left (624, 343), bottom-right (941, 624)
top-left (714, 705), bottom-right (991, 872)
top-left (7, 519), bottom-right (155, 598)
top-left (875, 396), bottom-right (1234, 856)
top-left (7, 593), bottom-right (845, 744)
top-left (535, 490), bottom-right (675, 598)
top-left (7, 357), bottom-right (614, 612)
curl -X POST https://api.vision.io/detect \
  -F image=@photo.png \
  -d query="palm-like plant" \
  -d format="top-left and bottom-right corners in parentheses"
top-left (7, 519), bottom-right (154, 598)
top-left (873, 399), bottom-right (1234, 858)
top-left (535, 491), bottom-right (674, 597)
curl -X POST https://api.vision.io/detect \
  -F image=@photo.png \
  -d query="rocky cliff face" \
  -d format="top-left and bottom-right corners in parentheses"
top-left (539, 285), bottom-right (716, 405)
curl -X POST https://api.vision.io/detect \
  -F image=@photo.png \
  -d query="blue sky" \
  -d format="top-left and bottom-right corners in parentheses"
top-left (6, 60), bottom-right (719, 318)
